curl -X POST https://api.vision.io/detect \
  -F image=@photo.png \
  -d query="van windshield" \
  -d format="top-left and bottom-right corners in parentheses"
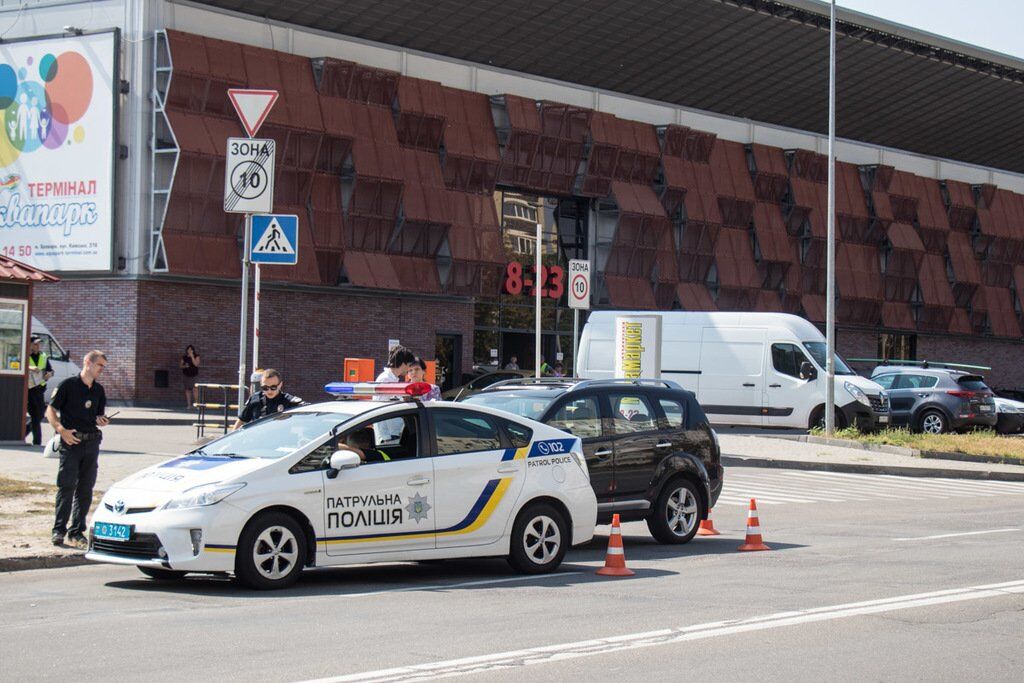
top-left (802, 342), bottom-right (856, 375)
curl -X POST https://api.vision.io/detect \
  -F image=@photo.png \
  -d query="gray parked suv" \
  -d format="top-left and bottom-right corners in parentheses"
top-left (869, 366), bottom-right (997, 434)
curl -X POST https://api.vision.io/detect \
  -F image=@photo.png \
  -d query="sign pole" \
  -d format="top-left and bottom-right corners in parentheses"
top-left (535, 222), bottom-right (542, 379)
top-left (237, 214), bottom-right (252, 417)
top-left (825, 0), bottom-right (837, 436)
top-left (252, 263), bottom-right (261, 378)
top-left (573, 308), bottom-right (580, 378)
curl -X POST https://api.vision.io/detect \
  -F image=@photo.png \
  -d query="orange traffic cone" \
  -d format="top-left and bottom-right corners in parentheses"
top-left (596, 514), bottom-right (635, 577)
top-left (738, 499), bottom-right (771, 552)
top-left (697, 509), bottom-right (721, 536)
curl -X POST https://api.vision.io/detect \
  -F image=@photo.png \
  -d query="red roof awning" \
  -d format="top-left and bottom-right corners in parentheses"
top-left (0, 256), bottom-right (59, 282)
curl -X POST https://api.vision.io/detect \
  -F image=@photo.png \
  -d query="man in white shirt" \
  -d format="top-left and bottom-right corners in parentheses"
top-left (376, 345), bottom-right (416, 383)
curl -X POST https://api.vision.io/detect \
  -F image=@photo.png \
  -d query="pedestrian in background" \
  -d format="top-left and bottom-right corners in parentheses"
top-left (406, 357), bottom-right (441, 401)
top-left (180, 344), bottom-right (201, 409)
top-left (504, 355), bottom-right (519, 370)
top-left (377, 345), bottom-right (416, 383)
top-left (46, 350), bottom-right (110, 548)
top-left (232, 368), bottom-right (303, 429)
top-left (27, 335), bottom-right (53, 446)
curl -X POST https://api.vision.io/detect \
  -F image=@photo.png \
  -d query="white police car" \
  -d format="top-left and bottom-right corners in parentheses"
top-left (86, 383), bottom-right (597, 589)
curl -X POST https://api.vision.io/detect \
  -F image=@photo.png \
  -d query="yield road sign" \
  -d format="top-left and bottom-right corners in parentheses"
top-left (250, 214), bottom-right (298, 265)
top-left (224, 137), bottom-right (275, 214)
top-left (228, 89), bottom-right (279, 138)
top-left (568, 259), bottom-right (591, 309)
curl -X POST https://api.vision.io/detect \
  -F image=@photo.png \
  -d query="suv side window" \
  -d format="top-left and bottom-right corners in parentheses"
top-left (658, 398), bottom-right (686, 429)
top-left (432, 409), bottom-right (503, 455)
top-left (609, 393), bottom-right (657, 433)
top-left (893, 374), bottom-right (938, 389)
top-left (550, 396), bottom-right (602, 439)
top-left (873, 374), bottom-right (897, 390)
top-left (771, 343), bottom-right (811, 378)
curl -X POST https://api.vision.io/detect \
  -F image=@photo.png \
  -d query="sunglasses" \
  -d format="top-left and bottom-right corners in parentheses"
top-left (261, 383), bottom-right (281, 391)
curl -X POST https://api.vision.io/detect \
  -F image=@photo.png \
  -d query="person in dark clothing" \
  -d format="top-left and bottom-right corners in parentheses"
top-left (232, 368), bottom-right (304, 430)
top-left (180, 344), bottom-right (201, 409)
top-left (27, 335), bottom-right (54, 446)
top-left (46, 350), bottom-right (109, 548)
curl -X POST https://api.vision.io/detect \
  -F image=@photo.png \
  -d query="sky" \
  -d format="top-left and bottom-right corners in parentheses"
top-left (835, 0), bottom-right (1024, 59)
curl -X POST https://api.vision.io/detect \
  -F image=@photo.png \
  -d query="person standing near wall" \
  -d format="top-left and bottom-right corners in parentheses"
top-left (46, 350), bottom-right (110, 548)
top-left (180, 345), bottom-right (201, 409)
top-left (27, 335), bottom-right (53, 446)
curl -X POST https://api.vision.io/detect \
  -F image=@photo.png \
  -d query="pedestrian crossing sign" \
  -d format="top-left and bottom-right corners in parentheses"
top-left (250, 214), bottom-right (298, 265)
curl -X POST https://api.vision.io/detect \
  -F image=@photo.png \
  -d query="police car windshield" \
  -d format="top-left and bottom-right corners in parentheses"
top-left (195, 412), bottom-right (347, 459)
top-left (461, 390), bottom-right (557, 420)
top-left (802, 342), bottom-right (856, 375)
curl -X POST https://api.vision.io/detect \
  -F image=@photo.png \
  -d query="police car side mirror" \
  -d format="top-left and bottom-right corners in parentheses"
top-left (328, 450), bottom-right (361, 477)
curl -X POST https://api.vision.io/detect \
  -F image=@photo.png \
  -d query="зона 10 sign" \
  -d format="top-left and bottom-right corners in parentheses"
top-left (0, 32), bottom-right (117, 272)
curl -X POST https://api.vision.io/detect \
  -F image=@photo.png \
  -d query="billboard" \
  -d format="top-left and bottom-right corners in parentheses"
top-left (614, 315), bottom-right (662, 379)
top-left (0, 32), bottom-right (117, 272)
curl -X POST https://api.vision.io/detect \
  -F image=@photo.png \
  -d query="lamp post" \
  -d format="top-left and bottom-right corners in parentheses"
top-left (825, 0), bottom-right (837, 436)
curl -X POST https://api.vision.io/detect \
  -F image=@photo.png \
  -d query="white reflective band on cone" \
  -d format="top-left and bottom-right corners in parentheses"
top-left (606, 546), bottom-right (624, 555)
top-left (747, 525), bottom-right (761, 534)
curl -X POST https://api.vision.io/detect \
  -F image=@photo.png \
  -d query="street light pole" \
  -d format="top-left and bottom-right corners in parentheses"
top-left (825, 0), bottom-right (837, 436)
top-left (535, 222), bottom-right (542, 379)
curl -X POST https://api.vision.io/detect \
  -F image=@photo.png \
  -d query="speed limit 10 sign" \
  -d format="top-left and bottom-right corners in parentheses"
top-left (224, 137), bottom-right (275, 214)
top-left (568, 259), bottom-right (591, 310)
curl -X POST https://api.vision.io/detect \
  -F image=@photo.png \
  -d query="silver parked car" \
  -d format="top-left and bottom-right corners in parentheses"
top-left (870, 365), bottom-right (997, 434)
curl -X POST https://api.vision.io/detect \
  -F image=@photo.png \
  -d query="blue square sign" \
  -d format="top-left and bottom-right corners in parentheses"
top-left (250, 214), bottom-right (298, 265)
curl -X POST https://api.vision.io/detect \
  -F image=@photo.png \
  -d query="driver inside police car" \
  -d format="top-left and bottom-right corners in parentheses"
top-left (337, 427), bottom-right (390, 463)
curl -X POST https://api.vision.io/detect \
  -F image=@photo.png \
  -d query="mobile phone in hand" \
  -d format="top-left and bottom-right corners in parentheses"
top-left (105, 411), bottom-right (121, 420)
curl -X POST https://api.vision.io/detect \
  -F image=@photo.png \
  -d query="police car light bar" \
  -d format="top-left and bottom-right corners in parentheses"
top-left (324, 381), bottom-right (432, 397)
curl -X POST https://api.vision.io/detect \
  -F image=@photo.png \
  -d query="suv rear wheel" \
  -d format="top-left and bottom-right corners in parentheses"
top-left (917, 409), bottom-right (948, 435)
top-left (647, 478), bottom-right (702, 544)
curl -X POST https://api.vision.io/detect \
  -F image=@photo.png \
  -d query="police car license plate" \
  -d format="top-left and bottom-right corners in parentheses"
top-left (878, 415), bottom-right (889, 423)
top-left (93, 522), bottom-right (132, 541)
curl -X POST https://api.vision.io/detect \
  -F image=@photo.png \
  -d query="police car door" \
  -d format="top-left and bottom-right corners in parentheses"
top-left (428, 408), bottom-right (528, 549)
top-left (321, 408), bottom-right (436, 557)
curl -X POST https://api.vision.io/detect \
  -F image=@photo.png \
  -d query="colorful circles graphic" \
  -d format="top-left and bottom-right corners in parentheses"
top-left (46, 51), bottom-right (92, 124)
top-left (39, 54), bottom-right (58, 82)
top-left (0, 64), bottom-right (16, 109)
top-left (72, 125), bottom-right (85, 144)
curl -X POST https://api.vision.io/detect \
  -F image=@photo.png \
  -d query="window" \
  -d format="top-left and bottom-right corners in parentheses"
top-left (878, 333), bottom-right (917, 362)
top-left (771, 343), bottom-right (811, 378)
top-left (609, 393), bottom-right (657, 433)
top-left (658, 398), bottom-right (686, 428)
top-left (0, 299), bottom-right (27, 375)
top-left (502, 419), bottom-right (533, 448)
top-left (893, 374), bottom-right (938, 389)
top-left (433, 409), bottom-right (503, 455)
top-left (201, 411), bottom-right (348, 460)
top-left (956, 376), bottom-right (990, 391)
top-left (339, 413), bottom-right (420, 464)
top-left (873, 374), bottom-right (897, 390)
top-left (550, 396), bottom-right (602, 439)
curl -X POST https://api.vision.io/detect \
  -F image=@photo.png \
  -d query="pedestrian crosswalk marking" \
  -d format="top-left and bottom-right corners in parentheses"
top-left (716, 470), bottom-right (1024, 506)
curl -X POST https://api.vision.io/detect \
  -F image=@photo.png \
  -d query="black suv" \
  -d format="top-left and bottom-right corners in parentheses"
top-left (461, 378), bottom-right (722, 544)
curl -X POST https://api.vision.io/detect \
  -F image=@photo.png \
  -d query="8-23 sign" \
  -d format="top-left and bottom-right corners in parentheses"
top-left (503, 261), bottom-right (565, 299)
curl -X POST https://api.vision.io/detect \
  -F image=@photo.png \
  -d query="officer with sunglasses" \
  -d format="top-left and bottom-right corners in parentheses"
top-left (232, 368), bottom-right (304, 430)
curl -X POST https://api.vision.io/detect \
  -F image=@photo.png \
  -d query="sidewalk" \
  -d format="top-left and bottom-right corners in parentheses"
top-left (2, 417), bottom-right (1021, 571)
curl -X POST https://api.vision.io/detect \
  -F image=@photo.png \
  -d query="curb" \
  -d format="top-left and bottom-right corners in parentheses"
top-left (721, 455), bottom-right (1024, 482)
top-left (0, 552), bottom-right (92, 573)
top-left (759, 434), bottom-right (1024, 467)
top-left (918, 450), bottom-right (1024, 466)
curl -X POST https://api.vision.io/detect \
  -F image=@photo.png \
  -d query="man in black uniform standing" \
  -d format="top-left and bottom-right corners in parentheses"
top-left (232, 368), bottom-right (304, 430)
top-left (27, 335), bottom-right (54, 446)
top-left (46, 350), bottom-right (110, 548)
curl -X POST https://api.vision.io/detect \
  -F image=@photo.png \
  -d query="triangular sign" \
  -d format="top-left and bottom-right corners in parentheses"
top-left (228, 89), bottom-right (279, 138)
top-left (253, 218), bottom-right (295, 254)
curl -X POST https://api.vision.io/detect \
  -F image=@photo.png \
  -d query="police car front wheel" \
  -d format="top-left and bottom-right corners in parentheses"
top-left (235, 512), bottom-right (307, 590)
top-left (507, 503), bottom-right (568, 574)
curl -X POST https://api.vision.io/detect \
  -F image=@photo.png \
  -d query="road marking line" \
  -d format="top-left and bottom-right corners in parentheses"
top-left (892, 528), bottom-right (1021, 542)
top-left (319, 571), bottom-right (582, 599)
top-left (298, 580), bottom-right (1024, 683)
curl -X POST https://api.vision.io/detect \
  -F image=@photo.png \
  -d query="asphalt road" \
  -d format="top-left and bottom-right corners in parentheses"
top-left (2, 468), bottom-right (1022, 682)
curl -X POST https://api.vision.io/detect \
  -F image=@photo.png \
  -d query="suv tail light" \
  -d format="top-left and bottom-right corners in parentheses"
top-left (947, 390), bottom-right (976, 399)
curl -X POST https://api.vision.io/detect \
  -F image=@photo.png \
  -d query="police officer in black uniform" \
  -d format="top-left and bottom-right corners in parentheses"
top-left (232, 368), bottom-right (304, 430)
top-left (46, 350), bottom-right (109, 548)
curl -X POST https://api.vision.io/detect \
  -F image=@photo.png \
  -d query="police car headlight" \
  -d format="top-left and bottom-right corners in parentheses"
top-left (845, 382), bottom-right (871, 407)
top-left (163, 483), bottom-right (246, 510)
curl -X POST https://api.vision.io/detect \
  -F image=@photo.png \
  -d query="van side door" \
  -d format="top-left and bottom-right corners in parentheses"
top-left (698, 327), bottom-right (766, 425)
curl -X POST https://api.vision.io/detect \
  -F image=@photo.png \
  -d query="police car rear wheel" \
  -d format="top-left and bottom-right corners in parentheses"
top-left (138, 566), bottom-right (187, 581)
top-left (507, 503), bottom-right (567, 574)
top-left (647, 478), bottom-right (702, 544)
top-left (235, 512), bottom-right (306, 590)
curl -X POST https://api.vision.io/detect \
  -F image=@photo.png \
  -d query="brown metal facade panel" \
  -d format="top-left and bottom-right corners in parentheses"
top-left (259, 211), bottom-right (323, 286)
top-left (752, 202), bottom-right (795, 289)
top-left (710, 140), bottom-right (756, 202)
top-left (676, 282), bottom-right (716, 311)
top-left (752, 290), bottom-right (782, 312)
top-left (789, 178), bottom-right (827, 238)
top-left (944, 179), bottom-right (977, 233)
top-left (887, 223), bottom-right (925, 252)
top-left (837, 243), bottom-right (883, 301)
top-left (977, 286), bottom-right (1022, 338)
top-left (750, 144), bottom-right (788, 202)
top-left (603, 276), bottom-right (656, 309)
top-left (163, 232), bottom-right (239, 279)
top-left (801, 294), bottom-right (826, 323)
top-left (314, 58), bottom-right (399, 106)
top-left (713, 227), bottom-right (760, 289)
top-left (791, 150), bottom-right (827, 182)
top-left (440, 88), bottom-right (501, 193)
top-left (166, 110), bottom-right (217, 155)
top-left (395, 76), bottom-right (447, 150)
top-left (881, 302), bottom-right (915, 331)
top-left (947, 232), bottom-right (982, 285)
top-left (918, 253), bottom-right (955, 307)
top-left (948, 308), bottom-right (973, 335)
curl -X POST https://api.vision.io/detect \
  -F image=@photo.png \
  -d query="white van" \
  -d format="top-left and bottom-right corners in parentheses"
top-left (30, 317), bottom-right (80, 390)
top-left (578, 311), bottom-right (889, 430)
